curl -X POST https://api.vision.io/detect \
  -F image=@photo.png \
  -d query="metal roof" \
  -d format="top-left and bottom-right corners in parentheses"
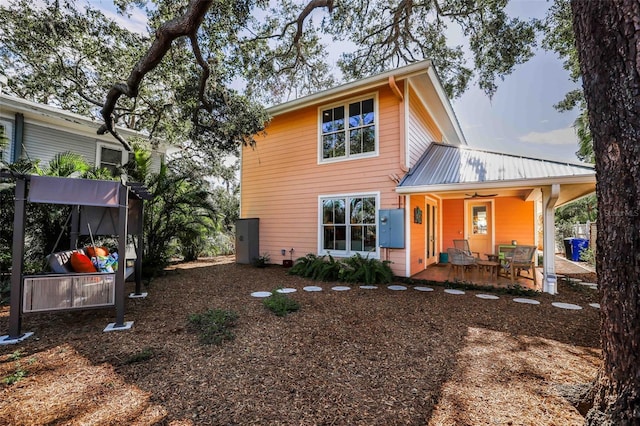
top-left (398, 143), bottom-right (595, 189)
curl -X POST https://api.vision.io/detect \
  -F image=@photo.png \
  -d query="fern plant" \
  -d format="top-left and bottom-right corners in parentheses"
top-left (289, 253), bottom-right (394, 285)
top-left (340, 253), bottom-right (393, 284)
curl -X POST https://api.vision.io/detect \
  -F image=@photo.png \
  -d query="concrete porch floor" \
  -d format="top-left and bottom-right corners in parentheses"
top-left (411, 255), bottom-right (594, 292)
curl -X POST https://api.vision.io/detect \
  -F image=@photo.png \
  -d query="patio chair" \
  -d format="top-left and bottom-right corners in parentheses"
top-left (453, 239), bottom-right (480, 259)
top-left (447, 247), bottom-right (477, 281)
top-left (502, 245), bottom-right (537, 286)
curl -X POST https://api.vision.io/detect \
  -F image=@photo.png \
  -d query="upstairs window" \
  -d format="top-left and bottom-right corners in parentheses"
top-left (319, 95), bottom-right (377, 162)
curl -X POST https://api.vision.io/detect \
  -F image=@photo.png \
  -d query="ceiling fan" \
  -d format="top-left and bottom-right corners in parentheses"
top-left (465, 192), bottom-right (498, 198)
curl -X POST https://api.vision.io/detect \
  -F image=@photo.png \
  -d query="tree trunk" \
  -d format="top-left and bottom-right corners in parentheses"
top-left (570, 0), bottom-right (640, 424)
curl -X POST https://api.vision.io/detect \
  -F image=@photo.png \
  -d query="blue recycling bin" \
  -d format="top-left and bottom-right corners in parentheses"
top-left (571, 238), bottom-right (589, 261)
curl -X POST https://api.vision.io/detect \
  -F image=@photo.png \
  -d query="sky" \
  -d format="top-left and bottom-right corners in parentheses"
top-left (452, 0), bottom-right (584, 164)
top-left (3, 0), bottom-right (584, 164)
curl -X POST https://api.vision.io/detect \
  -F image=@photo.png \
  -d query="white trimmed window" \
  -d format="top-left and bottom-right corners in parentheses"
top-left (97, 143), bottom-right (134, 175)
top-left (319, 193), bottom-right (378, 256)
top-left (319, 94), bottom-right (378, 162)
top-left (0, 120), bottom-right (12, 163)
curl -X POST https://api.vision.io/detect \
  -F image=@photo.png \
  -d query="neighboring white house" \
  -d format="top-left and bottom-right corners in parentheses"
top-left (0, 93), bottom-right (167, 172)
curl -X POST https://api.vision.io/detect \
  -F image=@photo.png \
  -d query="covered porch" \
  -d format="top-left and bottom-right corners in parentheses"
top-left (398, 143), bottom-right (596, 293)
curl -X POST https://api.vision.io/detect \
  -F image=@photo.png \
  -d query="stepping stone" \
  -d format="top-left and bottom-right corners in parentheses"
top-left (414, 286), bottom-right (434, 292)
top-left (589, 303), bottom-right (600, 309)
top-left (552, 302), bottom-right (583, 310)
top-left (444, 289), bottom-right (465, 295)
top-left (331, 286), bottom-right (351, 291)
top-left (388, 285), bottom-right (407, 291)
top-left (303, 286), bottom-right (323, 292)
top-left (251, 291), bottom-right (272, 298)
top-left (476, 294), bottom-right (499, 300)
top-left (513, 298), bottom-right (540, 305)
top-left (276, 288), bottom-right (296, 294)
top-left (359, 285), bottom-right (378, 289)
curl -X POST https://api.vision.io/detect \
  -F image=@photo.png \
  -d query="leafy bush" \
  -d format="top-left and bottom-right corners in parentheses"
top-left (579, 247), bottom-right (596, 266)
top-left (0, 278), bottom-right (9, 306)
top-left (124, 347), bottom-right (155, 364)
top-left (289, 253), bottom-right (392, 284)
top-left (340, 253), bottom-right (393, 284)
top-left (188, 309), bottom-right (238, 345)
top-left (263, 291), bottom-right (300, 317)
top-left (252, 252), bottom-right (270, 268)
top-left (288, 254), bottom-right (342, 282)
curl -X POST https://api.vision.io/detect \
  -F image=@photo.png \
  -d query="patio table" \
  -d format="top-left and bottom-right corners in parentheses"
top-left (476, 260), bottom-right (500, 281)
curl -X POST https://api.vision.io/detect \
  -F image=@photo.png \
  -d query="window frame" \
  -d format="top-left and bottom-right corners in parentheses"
top-left (317, 192), bottom-right (380, 258)
top-left (96, 142), bottom-right (130, 174)
top-left (0, 119), bottom-right (13, 163)
top-left (317, 93), bottom-right (379, 164)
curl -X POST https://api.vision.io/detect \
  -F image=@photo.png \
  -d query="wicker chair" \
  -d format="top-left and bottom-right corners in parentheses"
top-left (453, 239), bottom-right (480, 259)
top-left (502, 245), bottom-right (537, 286)
top-left (447, 247), bottom-right (477, 281)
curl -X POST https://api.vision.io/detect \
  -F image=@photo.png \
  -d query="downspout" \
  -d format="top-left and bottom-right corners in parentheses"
top-left (388, 76), bottom-right (408, 173)
top-left (542, 184), bottom-right (560, 294)
top-left (13, 113), bottom-right (24, 162)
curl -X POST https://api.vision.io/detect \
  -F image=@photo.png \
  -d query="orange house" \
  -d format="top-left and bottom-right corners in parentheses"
top-left (239, 60), bottom-right (596, 293)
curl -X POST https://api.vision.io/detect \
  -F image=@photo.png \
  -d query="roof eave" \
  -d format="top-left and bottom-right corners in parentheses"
top-left (395, 175), bottom-right (596, 194)
top-left (267, 60), bottom-right (434, 117)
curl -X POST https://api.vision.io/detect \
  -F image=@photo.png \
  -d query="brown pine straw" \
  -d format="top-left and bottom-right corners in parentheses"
top-left (1, 257), bottom-right (600, 425)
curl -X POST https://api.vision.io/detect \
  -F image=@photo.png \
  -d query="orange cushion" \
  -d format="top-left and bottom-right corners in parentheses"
top-left (86, 246), bottom-right (109, 258)
top-left (70, 252), bottom-right (97, 273)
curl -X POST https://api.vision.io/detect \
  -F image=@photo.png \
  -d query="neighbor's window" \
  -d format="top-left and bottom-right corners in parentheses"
top-left (320, 95), bottom-right (377, 162)
top-left (321, 194), bottom-right (377, 255)
top-left (98, 144), bottom-right (136, 175)
top-left (0, 121), bottom-right (12, 163)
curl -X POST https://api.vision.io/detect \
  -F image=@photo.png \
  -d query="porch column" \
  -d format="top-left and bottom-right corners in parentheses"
top-left (542, 184), bottom-right (560, 294)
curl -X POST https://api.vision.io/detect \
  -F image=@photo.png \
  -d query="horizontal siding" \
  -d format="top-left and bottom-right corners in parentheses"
top-left (407, 84), bottom-right (442, 168)
top-left (242, 85), bottom-right (408, 275)
top-left (23, 122), bottom-right (96, 167)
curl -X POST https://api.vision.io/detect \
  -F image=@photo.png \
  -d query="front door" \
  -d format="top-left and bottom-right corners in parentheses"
top-left (467, 200), bottom-right (493, 257)
top-left (425, 198), bottom-right (438, 265)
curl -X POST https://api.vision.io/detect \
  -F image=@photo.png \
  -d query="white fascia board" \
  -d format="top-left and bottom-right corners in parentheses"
top-left (395, 175), bottom-right (596, 194)
top-left (268, 60), bottom-right (433, 117)
top-left (426, 67), bottom-right (467, 145)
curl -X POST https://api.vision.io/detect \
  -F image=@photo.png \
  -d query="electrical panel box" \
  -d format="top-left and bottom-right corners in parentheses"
top-left (379, 209), bottom-right (405, 248)
top-left (236, 218), bottom-right (259, 264)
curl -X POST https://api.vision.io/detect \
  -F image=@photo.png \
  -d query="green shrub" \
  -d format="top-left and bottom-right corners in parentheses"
top-left (288, 254), bottom-right (342, 282)
top-left (188, 309), bottom-right (238, 345)
top-left (124, 347), bottom-right (155, 364)
top-left (340, 253), bottom-right (393, 284)
top-left (579, 247), bottom-right (596, 266)
top-left (289, 253), bottom-right (392, 285)
top-left (263, 291), bottom-right (300, 317)
top-left (0, 278), bottom-right (9, 306)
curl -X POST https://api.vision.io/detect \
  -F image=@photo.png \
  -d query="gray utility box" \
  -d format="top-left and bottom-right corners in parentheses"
top-left (236, 218), bottom-right (259, 264)
top-left (379, 209), bottom-right (405, 248)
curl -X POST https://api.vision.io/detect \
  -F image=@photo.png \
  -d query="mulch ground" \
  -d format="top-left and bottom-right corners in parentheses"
top-left (0, 257), bottom-right (601, 425)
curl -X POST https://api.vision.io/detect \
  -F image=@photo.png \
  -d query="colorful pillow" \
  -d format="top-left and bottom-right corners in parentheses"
top-left (86, 246), bottom-right (110, 258)
top-left (70, 252), bottom-right (97, 273)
